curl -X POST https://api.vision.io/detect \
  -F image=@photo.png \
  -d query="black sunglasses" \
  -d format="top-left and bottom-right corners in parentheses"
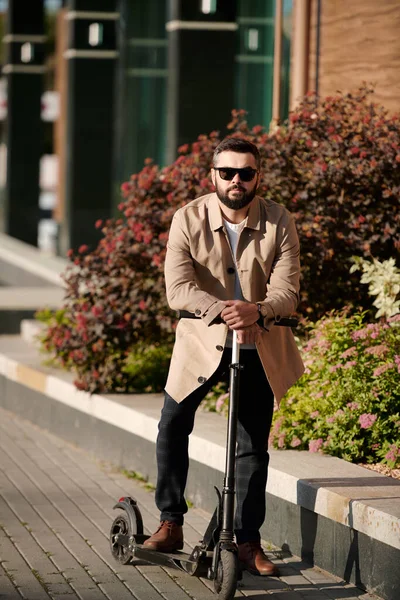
top-left (214, 167), bottom-right (258, 182)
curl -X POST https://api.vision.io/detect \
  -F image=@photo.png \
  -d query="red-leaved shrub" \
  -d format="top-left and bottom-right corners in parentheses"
top-left (39, 86), bottom-right (399, 392)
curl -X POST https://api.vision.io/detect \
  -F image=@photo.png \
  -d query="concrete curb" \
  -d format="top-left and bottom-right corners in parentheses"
top-left (1, 345), bottom-right (399, 550)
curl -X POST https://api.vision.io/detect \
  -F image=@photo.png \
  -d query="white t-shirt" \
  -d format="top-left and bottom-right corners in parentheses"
top-left (223, 219), bottom-right (255, 349)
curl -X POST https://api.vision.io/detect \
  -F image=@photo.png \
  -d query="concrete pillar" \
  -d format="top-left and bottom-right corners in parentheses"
top-left (58, 0), bottom-right (119, 255)
top-left (166, 0), bottom-right (237, 164)
top-left (2, 0), bottom-right (45, 246)
top-left (272, 0), bottom-right (283, 126)
top-left (291, 0), bottom-right (311, 109)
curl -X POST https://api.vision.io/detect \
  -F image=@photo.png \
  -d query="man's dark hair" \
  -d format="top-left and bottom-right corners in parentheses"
top-left (213, 137), bottom-right (261, 170)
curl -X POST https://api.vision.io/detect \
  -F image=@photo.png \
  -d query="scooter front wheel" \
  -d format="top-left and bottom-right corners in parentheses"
top-left (110, 496), bottom-right (144, 565)
top-left (110, 512), bottom-right (133, 565)
top-left (213, 549), bottom-right (238, 599)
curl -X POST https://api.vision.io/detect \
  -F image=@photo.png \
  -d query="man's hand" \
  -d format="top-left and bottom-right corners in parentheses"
top-left (235, 323), bottom-right (263, 344)
top-left (221, 300), bottom-right (259, 329)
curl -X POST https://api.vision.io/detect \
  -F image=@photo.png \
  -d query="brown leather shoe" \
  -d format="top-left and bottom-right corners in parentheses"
top-left (143, 521), bottom-right (183, 552)
top-left (238, 542), bottom-right (280, 576)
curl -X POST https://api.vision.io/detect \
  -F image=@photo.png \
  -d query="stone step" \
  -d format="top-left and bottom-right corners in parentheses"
top-left (0, 287), bottom-right (64, 334)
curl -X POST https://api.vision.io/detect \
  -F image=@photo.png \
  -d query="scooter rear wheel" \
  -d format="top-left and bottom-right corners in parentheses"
top-left (213, 549), bottom-right (238, 599)
top-left (110, 513), bottom-right (133, 565)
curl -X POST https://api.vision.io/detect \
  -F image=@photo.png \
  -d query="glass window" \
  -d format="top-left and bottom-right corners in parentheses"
top-left (235, 0), bottom-right (275, 129)
top-left (235, 0), bottom-right (292, 129)
top-left (281, 0), bottom-right (293, 120)
top-left (114, 0), bottom-right (167, 195)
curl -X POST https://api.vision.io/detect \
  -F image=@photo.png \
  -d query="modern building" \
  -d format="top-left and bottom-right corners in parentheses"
top-left (1, 0), bottom-right (399, 253)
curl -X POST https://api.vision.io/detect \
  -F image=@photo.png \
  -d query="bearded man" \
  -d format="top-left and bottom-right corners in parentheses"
top-left (143, 137), bottom-right (304, 577)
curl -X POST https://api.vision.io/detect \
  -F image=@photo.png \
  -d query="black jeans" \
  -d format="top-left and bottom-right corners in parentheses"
top-left (155, 348), bottom-right (274, 544)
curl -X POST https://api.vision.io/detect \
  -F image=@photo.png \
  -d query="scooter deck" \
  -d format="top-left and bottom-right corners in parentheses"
top-left (133, 545), bottom-right (193, 563)
top-left (134, 545), bottom-right (209, 575)
top-left (129, 536), bottom-right (208, 575)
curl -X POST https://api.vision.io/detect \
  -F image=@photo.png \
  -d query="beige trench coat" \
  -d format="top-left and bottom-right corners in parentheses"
top-left (164, 192), bottom-right (305, 404)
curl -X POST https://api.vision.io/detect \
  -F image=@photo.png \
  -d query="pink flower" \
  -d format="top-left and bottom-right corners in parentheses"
top-left (346, 401), bottom-right (360, 410)
top-left (329, 363), bottom-right (343, 373)
top-left (278, 434), bottom-right (286, 449)
top-left (351, 324), bottom-right (380, 341)
top-left (394, 355), bottom-right (400, 374)
top-left (291, 437), bottom-right (302, 447)
top-left (359, 413), bottom-right (377, 429)
top-left (216, 393), bottom-right (228, 412)
top-left (326, 416), bottom-right (335, 423)
top-left (343, 360), bottom-right (357, 369)
top-left (273, 416), bottom-right (285, 434)
top-left (365, 344), bottom-right (389, 357)
top-left (315, 391), bottom-right (324, 399)
top-left (310, 411), bottom-right (320, 418)
top-left (385, 444), bottom-right (400, 464)
top-left (373, 363), bottom-right (394, 377)
top-left (351, 328), bottom-right (369, 341)
top-left (309, 438), bottom-right (324, 453)
top-left (341, 346), bottom-right (357, 359)
top-left (317, 339), bottom-right (331, 352)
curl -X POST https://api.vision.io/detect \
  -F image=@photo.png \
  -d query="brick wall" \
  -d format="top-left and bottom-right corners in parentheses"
top-left (308, 0), bottom-right (400, 113)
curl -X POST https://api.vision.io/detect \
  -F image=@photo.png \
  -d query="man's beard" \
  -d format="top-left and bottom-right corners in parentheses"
top-left (215, 182), bottom-right (257, 210)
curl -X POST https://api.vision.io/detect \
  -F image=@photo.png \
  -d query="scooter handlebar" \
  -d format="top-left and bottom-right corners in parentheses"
top-left (176, 310), bottom-right (298, 328)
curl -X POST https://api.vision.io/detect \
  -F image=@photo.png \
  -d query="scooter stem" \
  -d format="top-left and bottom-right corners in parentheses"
top-left (220, 330), bottom-right (241, 541)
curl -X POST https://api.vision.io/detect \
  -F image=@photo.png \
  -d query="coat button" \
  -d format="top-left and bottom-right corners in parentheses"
top-left (195, 309), bottom-right (201, 315)
top-left (227, 267), bottom-right (235, 274)
top-left (198, 376), bottom-right (206, 384)
top-left (216, 345), bottom-right (223, 352)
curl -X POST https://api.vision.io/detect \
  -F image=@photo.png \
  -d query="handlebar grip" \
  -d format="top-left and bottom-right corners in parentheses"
top-left (176, 310), bottom-right (197, 319)
top-left (274, 317), bottom-right (299, 328)
top-left (176, 310), bottom-right (298, 328)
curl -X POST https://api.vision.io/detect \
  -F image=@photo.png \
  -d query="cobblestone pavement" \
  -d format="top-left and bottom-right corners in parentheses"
top-left (0, 406), bottom-right (381, 600)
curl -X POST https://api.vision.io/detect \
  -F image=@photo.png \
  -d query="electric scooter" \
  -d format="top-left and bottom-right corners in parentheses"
top-left (109, 312), bottom-right (297, 599)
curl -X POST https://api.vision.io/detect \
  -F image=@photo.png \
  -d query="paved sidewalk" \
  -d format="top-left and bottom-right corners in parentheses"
top-left (0, 407), bottom-right (380, 600)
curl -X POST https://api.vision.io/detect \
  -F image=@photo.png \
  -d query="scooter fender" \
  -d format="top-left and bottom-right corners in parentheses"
top-left (112, 496), bottom-right (143, 536)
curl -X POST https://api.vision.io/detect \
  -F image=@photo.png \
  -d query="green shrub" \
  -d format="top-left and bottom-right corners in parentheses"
top-left (122, 343), bottom-right (172, 393)
top-left (36, 308), bottom-right (171, 394)
top-left (270, 311), bottom-right (400, 467)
